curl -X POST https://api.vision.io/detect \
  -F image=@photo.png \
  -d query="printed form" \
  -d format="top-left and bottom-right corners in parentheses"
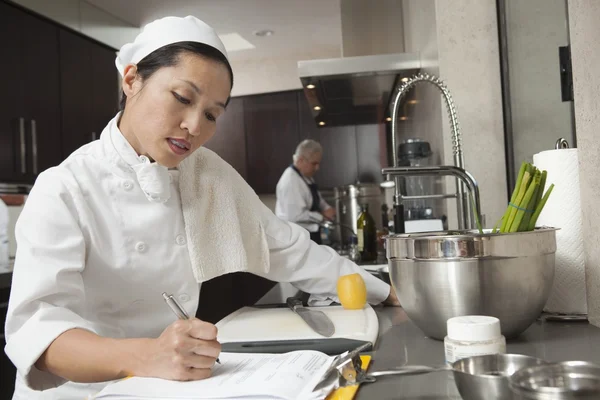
top-left (93, 351), bottom-right (336, 400)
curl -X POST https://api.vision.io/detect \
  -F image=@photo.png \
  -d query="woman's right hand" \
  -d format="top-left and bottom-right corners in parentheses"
top-left (139, 318), bottom-right (221, 381)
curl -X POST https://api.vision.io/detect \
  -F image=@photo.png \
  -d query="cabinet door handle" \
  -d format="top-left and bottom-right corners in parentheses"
top-left (31, 119), bottom-right (38, 175)
top-left (18, 117), bottom-right (26, 174)
top-left (92, 131), bottom-right (97, 141)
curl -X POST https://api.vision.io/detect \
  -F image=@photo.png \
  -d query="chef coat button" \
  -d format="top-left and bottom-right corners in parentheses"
top-left (135, 241), bottom-right (147, 253)
top-left (178, 293), bottom-right (190, 302)
top-left (122, 180), bottom-right (134, 191)
top-left (176, 235), bottom-right (186, 246)
top-left (140, 155), bottom-right (149, 163)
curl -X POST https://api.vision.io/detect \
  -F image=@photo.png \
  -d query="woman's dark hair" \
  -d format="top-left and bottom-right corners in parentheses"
top-left (119, 41), bottom-right (234, 111)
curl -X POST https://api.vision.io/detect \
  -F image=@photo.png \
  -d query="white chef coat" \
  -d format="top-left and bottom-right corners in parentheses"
top-left (4, 115), bottom-right (390, 400)
top-left (275, 166), bottom-right (332, 233)
top-left (0, 198), bottom-right (8, 268)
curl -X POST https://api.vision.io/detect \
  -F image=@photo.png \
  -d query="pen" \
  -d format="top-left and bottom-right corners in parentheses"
top-left (162, 292), bottom-right (221, 364)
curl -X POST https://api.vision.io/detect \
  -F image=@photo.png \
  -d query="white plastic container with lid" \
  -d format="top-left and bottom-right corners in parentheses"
top-left (444, 315), bottom-right (506, 364)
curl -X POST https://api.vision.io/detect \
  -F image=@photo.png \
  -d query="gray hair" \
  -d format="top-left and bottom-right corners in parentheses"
top-left (293, 139), bottom-right (322, 162)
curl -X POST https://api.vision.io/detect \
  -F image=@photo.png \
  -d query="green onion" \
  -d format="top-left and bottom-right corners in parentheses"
top-left (497, 162), bottom-right (554, 233)
top-left (517, 170), bottom-right (541, 232)
top-left (528, 183), bottom-right (555, 231)
top-left (500, 162), bottom-right (527, 233)
top-left (502, 171), bottom-right (531, 233)
top-left (509, 170), bottom-right (539, 232)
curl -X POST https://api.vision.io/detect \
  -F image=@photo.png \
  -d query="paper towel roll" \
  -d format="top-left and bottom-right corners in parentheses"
top-left (533, 148), bottom-right (587, 314)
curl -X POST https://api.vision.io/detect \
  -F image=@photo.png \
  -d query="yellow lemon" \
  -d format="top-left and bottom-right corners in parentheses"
top-left (337, 273), bottom-right (367, 310)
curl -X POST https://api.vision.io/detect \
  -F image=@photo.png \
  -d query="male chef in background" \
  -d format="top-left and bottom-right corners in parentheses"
top-left (275, 139), bottom-right (336, 244)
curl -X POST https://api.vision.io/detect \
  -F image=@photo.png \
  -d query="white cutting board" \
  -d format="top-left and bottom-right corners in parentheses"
top-left (216, 304), bottom-right (379, 345)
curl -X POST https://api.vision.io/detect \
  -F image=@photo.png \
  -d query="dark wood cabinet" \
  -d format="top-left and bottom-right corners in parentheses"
top-left (196, 272), bottom-right (276, 324)
top-left (244, 91), bottom-right (300, 194)
top-left (60, 29), bottom-right (93, 158)
top-left (204, 97), bottom-right (247, 179)
top-left (0, 2), bottom-right (61, 183)
top-left (89, 41), bottom-right (119, 143)
top-left (60, 29), bottom-right (118, 158)
top-left (22, 11), bottom-right (62, 179)
top-left (0, 2), bottom-right (24, 184)
top-left (0, 1), bottom-right (118, 186)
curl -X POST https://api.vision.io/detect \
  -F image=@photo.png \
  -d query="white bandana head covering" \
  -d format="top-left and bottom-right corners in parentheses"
top-left (115, 16), bottom-right (229, 203)
top-left (115, 15), bottom-right (229, 77)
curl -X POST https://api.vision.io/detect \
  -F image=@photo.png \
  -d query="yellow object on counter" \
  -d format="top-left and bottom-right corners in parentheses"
top-left (326, 355), bottom-right (372, 400)
top-left (337, 273), bottom-right (367, 310)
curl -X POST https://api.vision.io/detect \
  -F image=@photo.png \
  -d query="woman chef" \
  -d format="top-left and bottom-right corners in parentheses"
top-left (4, 15), bottom-right (398, 400)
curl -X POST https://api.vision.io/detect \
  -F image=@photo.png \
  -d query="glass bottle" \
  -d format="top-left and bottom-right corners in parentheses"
top-left (356, 204), bottom-right (377, 262)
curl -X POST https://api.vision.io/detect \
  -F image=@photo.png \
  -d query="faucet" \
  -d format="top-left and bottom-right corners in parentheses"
top-left (388, 73), bottom-right (472, 230)
top-left (381, 165), bottom-right (482, 230)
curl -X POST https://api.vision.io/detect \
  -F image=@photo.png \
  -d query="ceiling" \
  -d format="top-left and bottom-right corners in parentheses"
top-left (84, 0), bottom-right (343, 62)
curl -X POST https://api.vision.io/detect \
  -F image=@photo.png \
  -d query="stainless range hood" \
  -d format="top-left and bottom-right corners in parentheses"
top-left (298, 53), bottom-right (420, 127)
top-left (297, 0), bottom-right (420, 127)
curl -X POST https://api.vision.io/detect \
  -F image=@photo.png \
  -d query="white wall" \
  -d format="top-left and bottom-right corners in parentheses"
top-left (229, 48), bottom-right (340, 97)
top-left (11, 0), bottom-right (139, 49)
top-left (507, 0), bottom-right (574, 174)
top-left (567, 0), bottom-right (600, 327)
top-left (340, 0), bottom-right (404, 56)
top-left (437, 0), bottom-right (507, 229)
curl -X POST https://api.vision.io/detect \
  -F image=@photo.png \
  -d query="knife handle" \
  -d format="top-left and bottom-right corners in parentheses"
top-left (286, 297), bottom-right (303, 310)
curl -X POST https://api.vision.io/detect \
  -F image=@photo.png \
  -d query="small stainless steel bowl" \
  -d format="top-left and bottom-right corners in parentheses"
top-left (509, 361), bottom-right (600, 399)
top-left (386, 227), bottom-right (557, 340)
top-left (453, 354), bottom-right (548, 400)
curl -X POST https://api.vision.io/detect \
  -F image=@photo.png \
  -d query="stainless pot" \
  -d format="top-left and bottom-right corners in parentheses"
top-left (386, 228), bottom-right (557, 340)
top-left (509, 361), bottom-right (600, 399)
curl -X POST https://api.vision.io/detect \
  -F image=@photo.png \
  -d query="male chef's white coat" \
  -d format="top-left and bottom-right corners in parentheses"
top-left (275, 166), bottom-right (332, 233)
top-left (4, 115), bottom-right (390, 400)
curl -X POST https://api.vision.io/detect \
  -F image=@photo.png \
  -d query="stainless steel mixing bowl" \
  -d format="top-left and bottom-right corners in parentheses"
top-left (386, 228), bottom-right (557, 340)
top-left (509, 361), bottom-right (600, 399)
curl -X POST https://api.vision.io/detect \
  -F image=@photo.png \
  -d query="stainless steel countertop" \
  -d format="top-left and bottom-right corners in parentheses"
top-left (359, 307), bottom-right (600, 399)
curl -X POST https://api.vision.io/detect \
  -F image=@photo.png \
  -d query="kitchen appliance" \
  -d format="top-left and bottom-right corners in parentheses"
top-left (398, 139), bottom-right (437, 220)
top-left (334, 183), bottom-right (384, 246)
top-left (509, 361), bottom-right (600, 399)
top-left (385, 228), bottom-right (558, 340)
top-left (352, 354), bottom-right (548, 400)
top-left (298, 53), bottom-right (420, 127)
top-left (297, 1), bottom-right (420, 127)
top-left (286, 297), bottom-right (335, 337)
top-left (215, 304), bottom-right (378, 355)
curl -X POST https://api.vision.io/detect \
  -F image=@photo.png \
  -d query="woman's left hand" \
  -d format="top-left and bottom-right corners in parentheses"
top-left (383, 287), bottom-right (401, 307)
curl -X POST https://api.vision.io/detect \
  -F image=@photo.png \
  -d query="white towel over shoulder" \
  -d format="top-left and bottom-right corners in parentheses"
top-left (178, 148), bottom-right (270, 282)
